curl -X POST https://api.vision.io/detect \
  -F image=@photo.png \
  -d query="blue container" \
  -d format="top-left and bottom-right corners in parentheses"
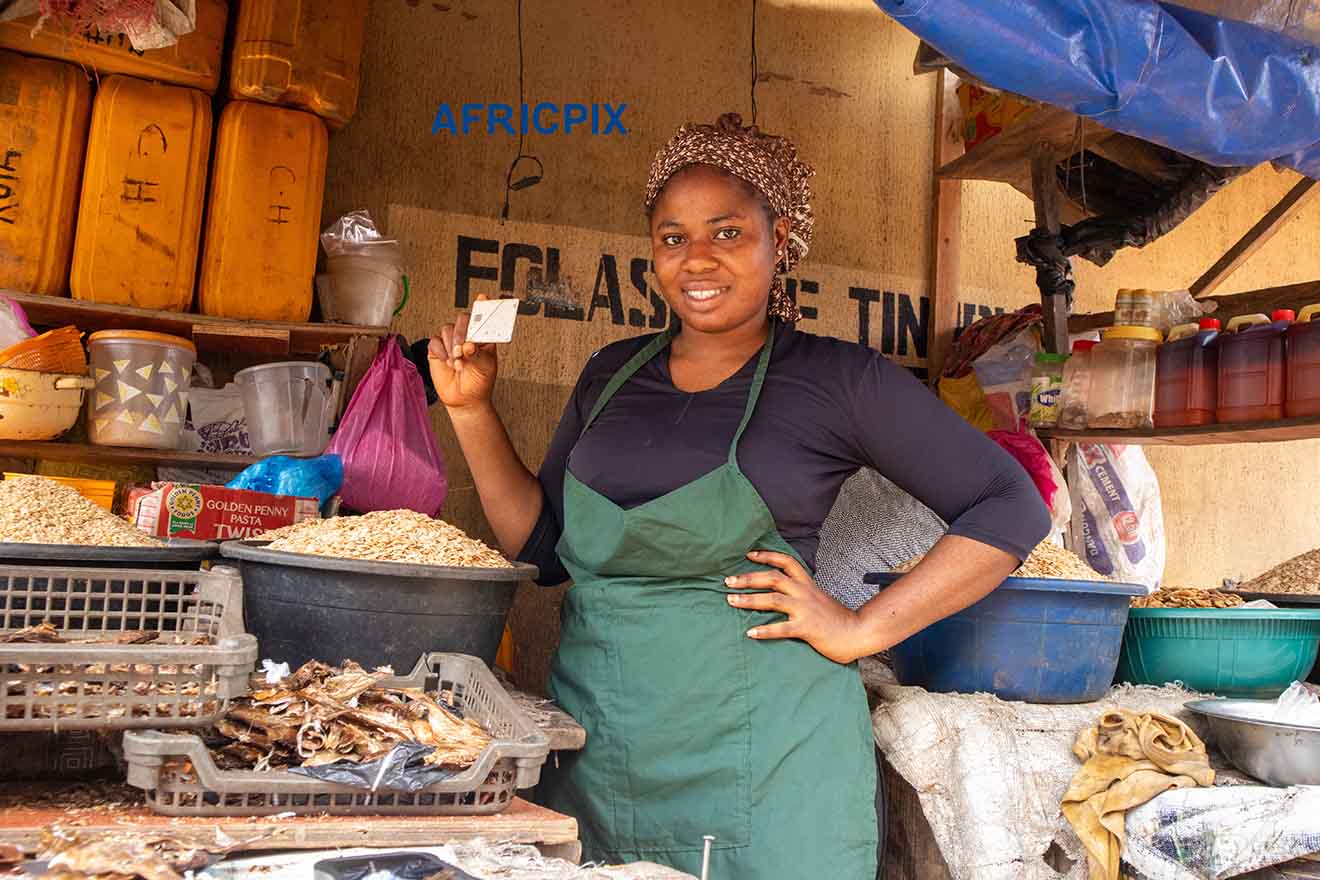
top-left (864, 573), bottom-right (1146, 703)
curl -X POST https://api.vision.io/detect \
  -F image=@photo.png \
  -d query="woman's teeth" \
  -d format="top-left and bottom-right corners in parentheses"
top-left (685, 288), bottom-right (723, 301)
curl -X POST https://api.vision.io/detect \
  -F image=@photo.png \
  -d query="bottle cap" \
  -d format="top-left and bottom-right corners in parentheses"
top-left (1198, 317), bottom-right (1221, 330)
top-left (1103, 325), bottom-right (1163, 343)
top-left (1272, 309), bottom-right (1296, 322)
top-left (1035, 352), bottom-right (1068, 363)
top-left (1072, 340), bottom-right (1098, 353)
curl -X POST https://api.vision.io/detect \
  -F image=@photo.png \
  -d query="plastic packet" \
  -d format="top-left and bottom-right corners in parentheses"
top-left (320, 209), bottom-right (403, 262)
top-left (972, 328), bottom-right (1040, 431)
top-left (287, 741), bottom-right (462, 792)
top-left (0, 295), bottom-right (36, 350)
top-left (227, 454), bottom-right (344, 508)
top-left (1152, 290), bottom-right (1211, 333)
top-left (327, 339), bottom-right (447, 515)
top-left (1272, 681), bottom-right (1320, 726)
top-left (988, 428), bottom-right (1071, 537)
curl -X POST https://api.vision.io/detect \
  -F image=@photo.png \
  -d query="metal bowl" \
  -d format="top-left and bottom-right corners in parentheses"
top-left (1185, 698), bottom-right (1320, 786)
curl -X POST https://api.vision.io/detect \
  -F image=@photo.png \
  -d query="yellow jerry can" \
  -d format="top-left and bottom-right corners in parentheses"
top-left (198, 101), bottom-right (327, 322)
top-left (0, 0), bottom-right (229, 94)
top-left (0, 51), bottom-right (91, 296)
top-left (229, 0), bottom-right (370, 129)
top-left (70, 76), bottom-right (212, 312)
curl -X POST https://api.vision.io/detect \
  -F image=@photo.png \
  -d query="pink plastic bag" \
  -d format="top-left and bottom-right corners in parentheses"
top-left (328, 338), bottom-right (448, 515)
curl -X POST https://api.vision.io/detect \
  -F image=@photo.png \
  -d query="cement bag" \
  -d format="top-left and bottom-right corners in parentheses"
top-left (1068, 443), bottom-right (1165, 590)
top-left (327, 338), bottom-right (447, 515)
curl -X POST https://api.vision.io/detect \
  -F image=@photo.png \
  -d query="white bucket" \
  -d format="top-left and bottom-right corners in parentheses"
top-left (317, 254), bottom-right (403, 327)
top-left (234, 361), bottom-right (333, 457)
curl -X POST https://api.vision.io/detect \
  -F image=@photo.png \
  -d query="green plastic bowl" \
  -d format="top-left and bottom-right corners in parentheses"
top-left (1117, 608), bottom-right (1320, 698)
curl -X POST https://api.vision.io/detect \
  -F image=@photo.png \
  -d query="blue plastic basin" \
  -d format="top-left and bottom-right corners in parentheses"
top-left (864, 573), bottom-right (1147, 704)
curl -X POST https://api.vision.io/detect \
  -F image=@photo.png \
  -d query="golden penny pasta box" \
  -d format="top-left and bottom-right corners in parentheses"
top-left (131, 483), bottom-right (319, 541)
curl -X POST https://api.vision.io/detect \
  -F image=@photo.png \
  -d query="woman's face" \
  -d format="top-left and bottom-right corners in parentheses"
top-left (649, 165), bottom-right (790, 335)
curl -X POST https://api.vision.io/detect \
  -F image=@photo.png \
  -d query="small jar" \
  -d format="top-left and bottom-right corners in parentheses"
top-left (1029, 352), bottom-right (1068, 427)
top-left (1114, 289), bottom-right (1135, 326)
top-left (1056, 340), bottom-right (1097, 430)
top-left (1128, 290), bottom-right (1155, 328)
top-left (1088, 325), bottom-right (1162, 430)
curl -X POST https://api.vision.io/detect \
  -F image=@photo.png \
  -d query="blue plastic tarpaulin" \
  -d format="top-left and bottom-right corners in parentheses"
top-left (875, 0), bottom-right (1320, 179)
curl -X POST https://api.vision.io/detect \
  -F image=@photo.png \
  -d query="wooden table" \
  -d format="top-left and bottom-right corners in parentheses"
top-left (0, 787), bottom-right (580, 861)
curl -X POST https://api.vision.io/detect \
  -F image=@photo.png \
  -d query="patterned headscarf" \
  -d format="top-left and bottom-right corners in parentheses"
top-left (644, 112), bottom-right (816, 322)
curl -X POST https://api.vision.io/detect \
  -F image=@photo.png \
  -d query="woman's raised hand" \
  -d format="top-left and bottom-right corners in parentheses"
top-left (429, 294), bottom-right (500, 410)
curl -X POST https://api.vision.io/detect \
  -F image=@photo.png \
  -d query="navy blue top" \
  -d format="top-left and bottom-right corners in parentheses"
top-left (517, 322), bottom-right (1050, 586)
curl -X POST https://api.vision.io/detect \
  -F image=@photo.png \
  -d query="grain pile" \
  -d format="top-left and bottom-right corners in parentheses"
top-left (1132, 588), bottom-right (1244, 609)
top-left (896, 540), bottom-right (1105, 581)
top-left (259, 509), bottom-right (511, 568)
top-left (1239, 548), bottom-right (1320, 595)
top-left (205, 659), bottom-right (490, 773)
top-left (0, 476), bottom-right (159, 547)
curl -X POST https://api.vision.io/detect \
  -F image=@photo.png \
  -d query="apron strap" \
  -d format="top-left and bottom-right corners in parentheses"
top-left (727, 320), bottom-right (777, 466)
top-left (578, 321), bottom-right (779, 453)
top-left (580, 331), bottom-right (674, 437)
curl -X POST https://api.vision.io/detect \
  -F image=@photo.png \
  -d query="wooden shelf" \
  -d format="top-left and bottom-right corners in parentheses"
top-left (0, 440), bottom-right (257, 469)
top-left (3, 291), bottom-right (388, 356)
top-left (1039, 415), bottom-right (1320, 446)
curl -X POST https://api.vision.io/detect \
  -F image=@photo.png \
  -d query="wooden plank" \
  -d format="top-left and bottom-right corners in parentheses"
top-left (3, 291), bottom-right (387, 355)
top-left (191, 323), bottom-right (291, 356)
top-left (1032, 142), bottom-right (1072, 355)
top-left (1070, 279), bottom-right (1320, 332)
top-left (1039, 414), bottom-right (1320, 447)
top-left (927, 70), bottom-right (964, 383)
top-left (0, 440), bottom-right (256, 469)
top-left (937, 104), bottom-right (1092, 185)
top-left (507, 687), bottom-right (587, 752)
top-left (881, 758), bottom-right (954, 880)
top-left (0, 793), bottom-right (578, 852)
top-left (1190, 178), bottom-right (1319, 297)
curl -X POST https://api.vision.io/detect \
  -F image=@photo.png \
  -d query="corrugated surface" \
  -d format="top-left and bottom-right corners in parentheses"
top-left (70, 76), bottom-right (211, 312)
top-left (0, 51), bottom-right (90, 296)
top-left (197, 101), bottom-right (327, 322)
top-left (0, 0), bottom-right (229, 94)
top-left (229, 0), bottom-right (370, 128)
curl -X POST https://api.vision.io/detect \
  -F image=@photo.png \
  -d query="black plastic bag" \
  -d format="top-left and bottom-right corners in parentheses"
top-left (287, 742), bottom-right (462, 793)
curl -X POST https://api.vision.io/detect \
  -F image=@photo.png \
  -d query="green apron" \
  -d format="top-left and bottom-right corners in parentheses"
top-left (540, 326), bottom-right (878, 879)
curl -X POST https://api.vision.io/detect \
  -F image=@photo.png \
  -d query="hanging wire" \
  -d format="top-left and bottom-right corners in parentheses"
top-left (501, 0), bottom-right (542, 221)
top-left (750, 0), bottom-right (759, 125)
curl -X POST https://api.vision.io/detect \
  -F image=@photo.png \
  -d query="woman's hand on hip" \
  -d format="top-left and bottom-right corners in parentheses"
top-left (725, 550), bottom-right (866, 664)
top-left (429, 294), bottom-right (500, 411)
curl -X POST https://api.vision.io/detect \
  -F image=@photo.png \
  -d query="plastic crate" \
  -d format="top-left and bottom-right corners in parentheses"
top-left (123, 653), bottom-right (552, 817)
top-left (0, 565), bottom-right (256, 731)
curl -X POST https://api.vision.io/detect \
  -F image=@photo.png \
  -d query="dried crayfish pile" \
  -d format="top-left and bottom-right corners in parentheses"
top-left (205, 659), bottom-right (491, 772)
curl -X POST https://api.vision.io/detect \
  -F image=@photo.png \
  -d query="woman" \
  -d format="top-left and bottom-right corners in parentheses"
top-left (430, 113), bottom-right (1050, 879)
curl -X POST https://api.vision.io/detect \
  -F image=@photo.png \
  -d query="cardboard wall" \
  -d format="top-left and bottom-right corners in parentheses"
top-left (326, 0), bottom-right (1320, 688)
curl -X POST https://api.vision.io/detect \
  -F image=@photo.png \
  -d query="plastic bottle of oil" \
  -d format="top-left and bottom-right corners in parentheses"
top-left (0, 0), bottom-right (229, 94)
top-left (0, 51), bottom-right (91, 296)
top-left (197, 101), bottom-right (328, 322)
top-left (229, 0), bottom-right (370, 128)
top-left (1215, 311), bottom-right (1291, 424)
top-left (69, 76), bottom-right (212, 312)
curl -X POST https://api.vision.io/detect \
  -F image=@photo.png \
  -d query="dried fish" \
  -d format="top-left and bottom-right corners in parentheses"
top-left (1239, 547), bottom-right (1320, 595)
top-left (33, 823), bottom-right (263, 880)
top-left (1132, 587), bottom-right (1244, 609)
top-left (206, 659), bottom-right (490, 773)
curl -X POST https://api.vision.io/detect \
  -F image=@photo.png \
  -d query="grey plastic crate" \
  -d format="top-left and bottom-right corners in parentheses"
top-left (0, 565), bottom-right (256, 731)
top-left (123, 652), bottom-right (552, 817)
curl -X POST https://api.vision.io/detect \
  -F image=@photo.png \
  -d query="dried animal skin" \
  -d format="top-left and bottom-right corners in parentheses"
top-left (1, 622), bottom-right (211, 646)
top-left (897, 540), bottom-right (1105, 582)
top-left (1, 621), bottom-right (62, 643)
top-left (1132, 588), bottom-right (1244, 608)
top-left (0, 477), bottom-right (160, 547)
top-left (259, 509), bottom-right (511, 568)
top-left (1240, 547), bottom-right (1320, 595)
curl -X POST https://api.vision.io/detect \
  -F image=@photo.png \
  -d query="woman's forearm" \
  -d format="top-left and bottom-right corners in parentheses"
top-left (445, 402), bottom-right (543, 557)
top-left (851, 534), bottom-right (1020, 657)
